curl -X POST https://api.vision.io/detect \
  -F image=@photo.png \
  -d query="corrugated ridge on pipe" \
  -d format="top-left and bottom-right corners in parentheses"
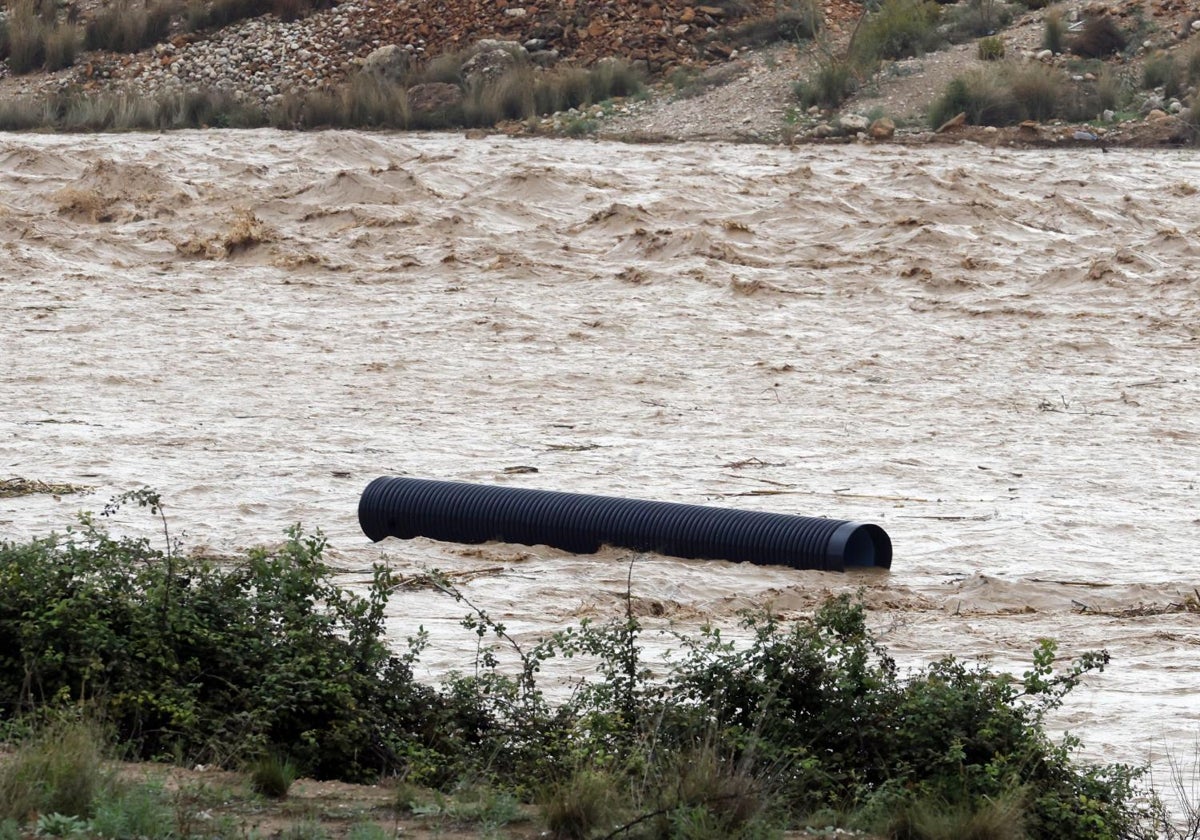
top-left (358, 476), bottom-right (892, 572)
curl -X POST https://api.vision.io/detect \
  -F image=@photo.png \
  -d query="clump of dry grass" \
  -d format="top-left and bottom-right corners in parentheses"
top-left (2, 0), bottom-right (82, 73)
top-left (929, 62), bottom-right (1068, 126)
top-left (270, 77), bottom-right (411, 129)
top-left (84, 0), bottom-right (175, 53)
top-left (1070, 14), bottom-right (1127, 58)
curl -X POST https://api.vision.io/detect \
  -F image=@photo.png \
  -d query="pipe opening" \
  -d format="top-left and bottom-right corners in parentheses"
top-left (827, 522), bottom-right (892, 569)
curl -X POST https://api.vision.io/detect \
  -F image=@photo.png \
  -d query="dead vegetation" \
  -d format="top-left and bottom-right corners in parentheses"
top-left (0, 476), bottom-right (90, 498)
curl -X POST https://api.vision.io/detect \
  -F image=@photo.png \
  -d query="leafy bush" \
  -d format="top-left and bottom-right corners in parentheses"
top-left (0, 494), bottom-right (442, 781)
top-left (1, 504), bottom-right (1157, 837)
top-left (1070, 15), bottom-right (1127, 59)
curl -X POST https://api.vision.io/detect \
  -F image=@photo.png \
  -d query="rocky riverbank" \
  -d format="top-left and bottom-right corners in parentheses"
top-left (0, 0), bottom-right (1196, 145)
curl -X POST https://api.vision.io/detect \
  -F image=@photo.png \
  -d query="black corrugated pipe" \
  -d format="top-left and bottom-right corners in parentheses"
top-left (358, 476), bottom-right (892, 572)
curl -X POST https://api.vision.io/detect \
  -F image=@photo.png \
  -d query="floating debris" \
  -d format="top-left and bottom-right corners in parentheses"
top-left (0, 477), bottom-right (90, 498)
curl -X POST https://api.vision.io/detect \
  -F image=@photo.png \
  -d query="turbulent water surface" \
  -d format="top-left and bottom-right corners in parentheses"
top-left (2, 131), bottom-right (1198, 780)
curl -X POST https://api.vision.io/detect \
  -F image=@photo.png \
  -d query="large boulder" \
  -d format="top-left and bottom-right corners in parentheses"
top-left (361, 45), bottom-right (410, 84)
top-left (406, 82), bottom-right (464, 114)
top-left (462, 48), bottom-right (519, 87)
top-left (869, 117), bottom-right (895, 140)
top-left (836, 113), bottom-right (869, 134)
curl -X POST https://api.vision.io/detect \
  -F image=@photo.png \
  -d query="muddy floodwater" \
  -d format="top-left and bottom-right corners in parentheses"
top-left (2, 131), bottom-right (1198, 784)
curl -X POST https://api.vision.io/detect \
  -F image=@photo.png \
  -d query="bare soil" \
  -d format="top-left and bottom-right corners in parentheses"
top-left (108, 761), bottom-right (862, 840)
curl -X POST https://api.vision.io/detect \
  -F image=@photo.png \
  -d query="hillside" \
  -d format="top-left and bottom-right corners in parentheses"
top-left (0, 0), bottom-right (1197, 140)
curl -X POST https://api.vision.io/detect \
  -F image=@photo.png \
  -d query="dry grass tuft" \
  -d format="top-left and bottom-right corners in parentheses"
top-left (1070, 14), bottom-right (1127, 58)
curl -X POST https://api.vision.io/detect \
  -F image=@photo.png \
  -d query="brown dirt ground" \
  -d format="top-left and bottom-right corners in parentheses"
top-left (589, 0), bottom-right (1199, 147)
top-left (93, 761), bottom-right (871, 840)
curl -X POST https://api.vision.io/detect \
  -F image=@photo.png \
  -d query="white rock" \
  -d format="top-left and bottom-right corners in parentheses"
top-left (837, 113), bottom-right (869, 132)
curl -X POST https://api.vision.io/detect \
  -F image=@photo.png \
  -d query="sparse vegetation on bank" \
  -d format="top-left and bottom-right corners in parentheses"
top-left (0, 48), bottom-right (641, 131)
top-left (0, 492), bottom-right (1176, 838)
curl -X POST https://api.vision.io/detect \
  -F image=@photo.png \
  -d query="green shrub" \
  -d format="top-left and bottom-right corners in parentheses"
top-left (945, 0), bottom-right (1014, 41)
top-left (540, 768), bottom-right (622, 839)
top-left (1143, 53), bottom-right (1182, 99)
top-left (794, 58), bottom-right (857, 108)
top-left (587, 57), bottom-right (641, 101)
top-left (0, 496), bottom-right (441, 781)
top-left (929, 62), bottom-right (1066, 126)
top-left (1009, 62), bottom-right (1064, 120)
top-left (977, 35), bottom-right (1005, 60)
top-left (249, 754), bottom-right (299, 799)
top-left (852, 0), bottom-right (943, 63)
top-left (0, 718), bottom-right (112, 823)
top-left (1, 506), bottom-right (1158, 838)
top-left (90, 782), bottom-right (175, 840)
top-left (929, 67), bottom-right (1018, 126)
top-left (1071, 15), bottom-right (1127, 58)
top-left (345, 822), bottom-right (391, 840)
top-left (34, 813), bottom-right (89, 837)
top-left (1042, 10), bottom-right (1065, 53)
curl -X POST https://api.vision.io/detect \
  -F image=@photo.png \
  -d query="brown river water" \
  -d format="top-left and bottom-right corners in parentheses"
top-left (2, 131), bottom-right (1198, 788)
